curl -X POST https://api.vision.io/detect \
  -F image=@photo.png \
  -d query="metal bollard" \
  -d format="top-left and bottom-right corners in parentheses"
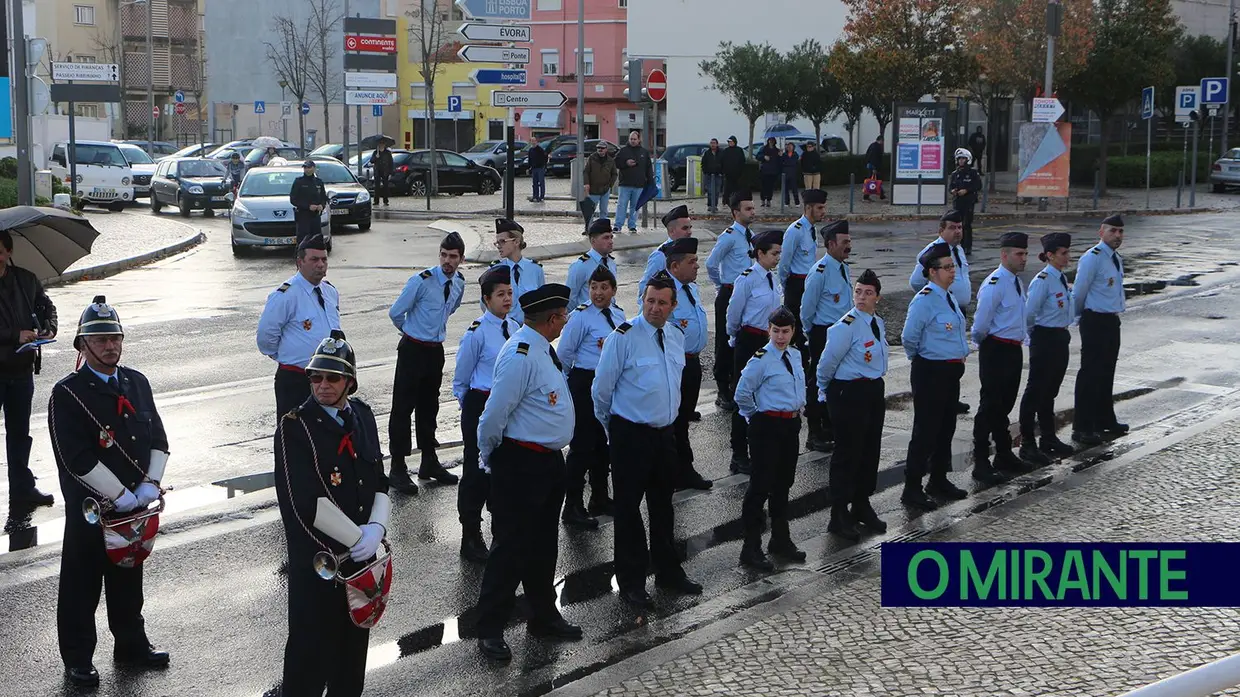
top-left (981, 182), bottom-right (988, 213)
top-left (1177, 170), bottom-right (1184, 208)
top-left (916, 174), bottom-right (923, 215)
top-left (849, 173), bottom-right (855, 213)
top-left (780, 175), bottom-right (787, 215)
top-left (1092, 171), bottom-right (1100, 210)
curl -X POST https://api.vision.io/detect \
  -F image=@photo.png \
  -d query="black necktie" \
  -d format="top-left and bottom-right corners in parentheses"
top-left (314, 286), bottom-right (325, 310)
top-left (656, 327), bottom-right (665, 352)
top-left (745, 228), bottom-right (753, 245)
top-left (766, 272), bottom-right (774, 290)
top-left (945, 292), bottom-right (958, 314)
top-left (340, 408), bottom-right (355, 433)
top-left (107, 376), bottom-right (120, 393)
top-left (1014, 277), bottom-right (1022, 297)
top-left (601, 309), bottom-right (616, 330)
top-left (840, 264), bottom-right (848, 285)
top-left (682, 284), bottom-right (696, 307)
top-left (952, 247), bottom-right (963, 268)
top-left (1060, 274), bottom-right (1069, 291)
top-left (870, 318), bottom-right (881, 341)
top-left (549, 346), bottom-right (562, 371)
top-left (443, 280), bottom-right (451, 302)
top-left (513, 263), bottom-right (521, 286)
top-left (1112, 254), bottom-right (1121, 273)
top-left (501, 321), bottom-right (510, 339)
top-left (780, 351), bottom-right (794, 376)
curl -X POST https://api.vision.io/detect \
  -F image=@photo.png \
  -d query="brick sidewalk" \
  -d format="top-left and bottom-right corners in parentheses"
top-left (588, 417), bottom-right (1240, 697)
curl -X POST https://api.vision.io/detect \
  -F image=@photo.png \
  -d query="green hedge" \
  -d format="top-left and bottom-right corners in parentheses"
top-left (1101, 152), bottom-right (1213, 188)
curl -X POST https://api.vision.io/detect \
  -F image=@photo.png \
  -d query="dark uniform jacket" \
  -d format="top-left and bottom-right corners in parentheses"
top-left (950, 166), bottom-right (982, 207)
top-left (372, 149), bottom-right (395, 177)
top-left (48, 366), bottom-right (167, 504)
top-left (290, 175), bottom-right (329, 220)
top-left (0, 265), bottom-right (58, 376)
top-left (274, 397), bottom-right (388, 571)
top-left (528, 144), bottom-right (548, 169)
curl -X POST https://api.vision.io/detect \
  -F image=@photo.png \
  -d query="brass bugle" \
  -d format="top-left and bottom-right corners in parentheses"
top-left (313, 539), bottom-right (392, 582)
top-left (82, 486), bottom-right (171, 526)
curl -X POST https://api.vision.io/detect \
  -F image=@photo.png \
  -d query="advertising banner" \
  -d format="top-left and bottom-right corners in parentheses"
top-left (1017, 122), bottom-right (1071, 198)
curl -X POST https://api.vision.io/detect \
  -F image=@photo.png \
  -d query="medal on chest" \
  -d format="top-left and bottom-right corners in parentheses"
top-left (548, 391), bottom-right (558, 406)
top-left (1107, 277), bottom-right (1114, 287)
top-left (303, 319), bottom-right (313, 331)
top-left (833, 293), bottom-right (840, 303)
top-left (99, 428), bottom-right (115, 449)
top-left (679, 318), bottom-right (689, 329)
top-left (330, 470), bottom-right (342, 487)
top-left (945, 322), bottom-right (953, 331)
top-left (597, 337), bottom-right (605, 349)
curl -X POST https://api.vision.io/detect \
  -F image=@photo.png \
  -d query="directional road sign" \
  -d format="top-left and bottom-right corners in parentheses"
top-left (1141, 87), bottom-right (1155, 119)
top-left (470, 69), bottom-right (527, 85)
top-left (458, 23), bottom-right (531, 42)
top-left (1031, 97), bottom-right (1064, 123)
top-left (491, 90), bottom-right (567, 108)
top-left (1175, 86), bottom-right (1199, 123)
top-left (1200, 77), bottom-right (1229, 104)
top-left (447, 96), bottom-right (463, 113)
top-left (373, 105), bottom-right (383, 117)
top-left (302, 102), bottom-right (311, 115)
top-left (455, 0), bottom-right (532, 21)
top-left (345, 89), bottom-right (396, 106)
top-left (174, 90), bottom-right (185, 103)
top-left (345, 34), bottom-right (397, 54)
top-left (646, 68), bottom-right (667, 103)
top-left (51, 62), bottom-right (119, 82)
top-left (254, 100), bottom-right (266, 114)
top-left (345, 72), bottom-right (397, 89)
top-left (457, 45), bottom-right (530, 64)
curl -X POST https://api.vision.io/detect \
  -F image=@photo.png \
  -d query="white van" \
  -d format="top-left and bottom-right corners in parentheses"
top-left (49, 140), bottom-right (136, 211)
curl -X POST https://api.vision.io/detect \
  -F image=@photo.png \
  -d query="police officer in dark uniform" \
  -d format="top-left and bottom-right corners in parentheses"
top-left (289, 159), bottom-right (329, 245)
top-left (949, 148), bottom-right (982, 254)
top-left (275, 329), bottom-right (390, 697)
top-left (48, 296), bottom-right (171, 688)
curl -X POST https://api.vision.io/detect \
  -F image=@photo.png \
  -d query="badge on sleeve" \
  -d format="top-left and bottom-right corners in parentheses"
top-left (945, 322), bottom-right (953, 331)
top-left (303, 319), bottom-right (313, 331)
top-left (1057, 299), bottom-right (1064, 308)
top-left (864, 350), bottom-right (873, 363)
top-left (548, 391), bottom-right (558, 406)
top-left (680, 318), bottom-right (689, 329)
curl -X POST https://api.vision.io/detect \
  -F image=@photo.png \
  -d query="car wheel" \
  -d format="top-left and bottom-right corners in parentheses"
top-left (150, 196), bottom-right (163, 213)
top-left (1213, 182), bottom-right (1226, 193)
top-left (410, 178), bottom-right (428, 197)
top-left (358, 219), bottom-right (372, 231)
top-left (231, 242), bottom-right (245, 257)
top-left (108, 201), bottom-right (126, 212)
top-left (325, 239), bottom-right (333, 253)
top-left (178, 195), bottom-right (192, 217)
top-left (479, 178), bottom-right (497, 195)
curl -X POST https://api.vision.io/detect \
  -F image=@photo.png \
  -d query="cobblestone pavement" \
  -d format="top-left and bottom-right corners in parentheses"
top-left (62, 209), bottom-right (202, 274)
top-left (588, 416), bottom-right (1240, 697)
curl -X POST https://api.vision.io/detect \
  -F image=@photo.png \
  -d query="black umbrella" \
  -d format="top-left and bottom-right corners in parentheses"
top-left (578, 196), bottom-right (597, 232)
top-left (0, 206), bottom-right (100, 280)
top-left (375, 134), bottom-right (396, 147)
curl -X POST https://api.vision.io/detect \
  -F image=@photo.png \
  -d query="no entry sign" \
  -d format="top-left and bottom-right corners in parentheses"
top-left (646, 68), bottom-right (666, 103)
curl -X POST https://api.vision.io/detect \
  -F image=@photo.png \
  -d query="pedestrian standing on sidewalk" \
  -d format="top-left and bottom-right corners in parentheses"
top-left (664, 237), bottom-right (712, 492)
top-left (800, 218), bottom-right (851, 453)
top-left (971, 232), bottom-right (1035, 484)
top-left (705, 191), bottom-right (756, 411)
top-left (1018, 233), bottom-right (1077, 461)
top-left (566, 218), bottom-right (618, 309)
top-left (593, 271), bottom-right (703, 608)
top-left (725, 230), bottom-right (784, 475)
top-left (257, 235), bottom-right (341, 418)
top-left (733, 307), bottom-right (807, 571)
top-left (386, 232), bottom-right (467, 495)
top-left (800, 141), bottom-right (822, 192)
top-left (900, 242), bottom-right (970, 511)
top-left (910, 210), bottom-right (973, 416)
top-left (475, 284), bottom-right (582, 662)
top-left (0, 230), bottom-right (58, 510)
top-left (780, 142), bottom-right (801, 206)
top-left (637, 204), bottom-right (693, 302)
top-left (701, 138), bottom-right (724, 213)
top-left (778, 189), bottom-right (827, 356)
top-left (817, 269), bottom-right (889, 540)
top-left (372, 140), bottom-right (394, 206)
top-left (453, 266), bottom-right (520, 563)
top-left (968, 126), bottom-right (987, 174)
top-left (527, 141), bottom-right (548, 203)
top-left (583, 142), bottom-right (618, 227)
top-left (758, 138), bottom-right (780, 207)
top-left (863, 135), bottom-right (886, 201)
top-left (615, 131), bottom-right (653, 233)
top-left (1071, 214), bottom-right (1128, 446)
top-left (489, 218), bottom-right (545, 326)
top-left (558, 266), bottom-right (627, 529)
top-left (720, 136), bottom-right (746, 203)
top-left (289, 160), bottom-right (328, 245)
top-left (949, 149), bottom-right (982, 254)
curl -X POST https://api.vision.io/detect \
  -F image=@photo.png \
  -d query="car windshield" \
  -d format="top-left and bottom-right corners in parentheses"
top-left (349, 151), bottom-right (376, 166)
top-left (180, 160), bottom-right (228, 177)
top-left (239, 170), bottom-right (301, 196)
top-left (1223, 148), bottom-right (1240, 160)
top-left (552, 144), bottom-right (577, 155)
top-left (170, 144), bottom-right (207, 158)
top-left (467, 142), bottom-right (499, 153)
top-left (67, 144), bottom-right (129, 167)
top-left (118, 145), bottom-right (155, 164)
top-left (246, 147), bottom-right (301, 164)
top-left (312, 162), bottom-right (358, 184)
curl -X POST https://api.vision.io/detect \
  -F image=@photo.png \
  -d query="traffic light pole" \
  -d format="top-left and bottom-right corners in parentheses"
top-left (11, 0), bottom-right (34, 204)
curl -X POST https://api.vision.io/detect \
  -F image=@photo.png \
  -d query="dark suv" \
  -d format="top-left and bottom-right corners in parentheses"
top-left (360, 149), bottom-right (502, 196)
top-left (659, 143), bottom-right (711, 191)
top-left (149, 157), bottom-right (233, 217)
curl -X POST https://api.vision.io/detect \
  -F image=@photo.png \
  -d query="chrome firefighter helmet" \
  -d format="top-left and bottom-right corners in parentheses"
top-left (74, 295), bottom-right (124, 350)
top-left (306, 329), bottom-right (358, 394)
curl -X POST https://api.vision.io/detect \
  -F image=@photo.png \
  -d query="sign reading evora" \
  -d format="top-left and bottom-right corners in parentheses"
top-left (344, 35), bottom-right (397, 54)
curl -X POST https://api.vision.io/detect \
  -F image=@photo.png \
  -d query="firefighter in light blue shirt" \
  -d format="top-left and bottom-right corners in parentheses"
top-left (1072, 214), bottom-right (1128, 445)
top-left (386, 232), bottom-right (466, 494)
top-left (488, 218), bottom-right (545, 325)
top-left (777, 189), bottom-right (827, 357)
top-left (663, 237), bottom-right (712, 491)
top-left (733, 307), bottom-right (806, 571)
top-left (816, 269), bottom-right (889, 542)
top-left (910, 209), bottom-right (972, 307)
top-left (1019, 232), bottom-right (1078, 463)
top-left (636, 205), bottom-right (693, 303)
top-left (800, 219), bottom-right (851, 452)
top-left (453, 265), bottom-right (520, 564)
top-left (704, 191), bottom-right (756, 407)
top-left (566, 218), bottom-right (618, 309)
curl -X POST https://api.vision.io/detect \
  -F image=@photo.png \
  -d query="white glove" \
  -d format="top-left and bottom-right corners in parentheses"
top-left (134, 482), bottom-right (160, 508)
top-left (113, 489), bottom-right (139, 513)
top-left (728, 336), bottom-right (736, 348)
top-left (817, 389), bottom-right (826, 403)
top-left (349, 523), bottom-right (384, 562)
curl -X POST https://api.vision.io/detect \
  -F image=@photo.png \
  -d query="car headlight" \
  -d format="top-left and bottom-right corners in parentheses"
top-left (187, 185), bottom-right (204, 194)
top-left (232, 202), bottom-right (257, 219)
top-left (75, 174), bottom-right (83, 183)
top-left (356, 190), bottom-right (370, 203)
top-left (121, 176), bottom-right (131, 185)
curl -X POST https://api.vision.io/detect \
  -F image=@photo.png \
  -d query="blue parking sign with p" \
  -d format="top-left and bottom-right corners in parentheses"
top-left (1201, 77), bottom-right (1229, 104)
top-left (1141, 87), bottom-right (1154, 119)
top-left (447, 96), bottom-right (462, 113)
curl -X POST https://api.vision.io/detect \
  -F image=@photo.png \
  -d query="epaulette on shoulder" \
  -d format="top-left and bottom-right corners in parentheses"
top-left (490, 259), bottom-right (502, 266)
top-left (282, 407), bottom-right (300, 421)
top-left (1090, 247), bottom-right (1100, 255)
top-left (419, 269), bottom-right (433, 279)
top-left (468, 320), bottom-right (481, 332)
top-left (616, 322), bottom-right (632, 334)
top-left (741, 268), bottom-right (753, 276)
top-left (753, 348), bottom-right (767, 359)
top-left (672, 322), bottom-right (685, 333)
top-left (276, 282), bottom-right (291, 293)
top-left (575, 303), bottom-right (588, 312)
top-left (842, 313), bottom-right (855, 325)
top-left (323, 279), bottom-right (335, 287)
top-left (987, 276), bottom-right (999, 285)
top-left (578, 253), bottom-right (590, 261)
top-left (794, 221), bottom-right (803, 229)
top-left (347, 396), bottom-right (372, 412)
top-left (1037, 272), bottom-right (1048, 280)
top-left (456, 271), bottom-right (464, 280)
top-left (918, 287), bottom-right (932, 295)
top-left (613, 303), bottom-right (624, 312)
top-left (531, 258), bottom-right (542, 266)
top-left (516, 342), bottom-right (530, 355)
top-left (816, 263), bottom-right (826, 273)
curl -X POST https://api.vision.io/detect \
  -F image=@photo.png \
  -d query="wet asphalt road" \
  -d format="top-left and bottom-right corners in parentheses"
top-left (0, 208), bottom-right (1237, 696)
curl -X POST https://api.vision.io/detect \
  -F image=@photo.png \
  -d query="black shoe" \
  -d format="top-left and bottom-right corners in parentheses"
top-left (461, 530), bottom-right (489, 562)
top-left (1019, 443), bottom-right (1052, 467)
top-left (956, 401), bottom-right (971, 414)
top-left (971, 463), bottom-right (1008, 485)
top-left (1072, 430), bottom-right (1103, 446)
top-left (1040, 438), bottom-right (1075, 457)
top-left (1101, 422), bottom-right (1129, 435)
top-left (926, 478), bottom-right (968, 500)
top-left (806, 437), bottom-right (834, 453)
top-left (11, 488), bottom-right (54, 508)
top-left (620, 588), bottom-right (653, 607)
top-left (655, 575), bottom-right (703, 595)
top-left (114, 645), bottom-right (170, 668)
top-left (587, 496), bottom-right (615, 517)
top-left (994, 450), bottom-right (1034, 474)
top-left (740, 543), bottom-right (775, 570)
top-left (65, 665), bottom-right (99, 687)
top-left (389, 469), bottom-right (420, 495)
top-left (730, 454), bottom-right (751, 475)
top-left (715, 395), bottom-right (736, 411)
top-left (901, 486), bottom-right (939, 511)
top-left (768, 539), bottom-right (807, 562)
top-left (827, 509), bottom-right (861, 542)
top-left (561, 502), bottom-right (599, 529)
top-left (478, 637), bottom-right (512, 661)
top-left (418, 463), bottom-right (459, 485)
top-left (851, 502), bottom-right (888, 534)
top-left (689, 410), bottom-right (702, 422)
top-left (527, 617), bottom-right (583, 640)
top-left (678, 469), bottom-right (713, 490)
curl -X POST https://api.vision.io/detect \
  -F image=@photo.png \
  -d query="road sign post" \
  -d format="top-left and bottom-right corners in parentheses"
top-left (1191, 110), bottom-right (1201, 208)
top-left (1143, 86), bottom-right (1154, 209)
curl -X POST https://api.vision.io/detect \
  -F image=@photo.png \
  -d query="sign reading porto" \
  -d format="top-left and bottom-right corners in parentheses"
top-left (454, 0), bottom-right (532, 20)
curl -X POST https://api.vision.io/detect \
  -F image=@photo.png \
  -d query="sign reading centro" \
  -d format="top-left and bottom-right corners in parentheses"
top-left (345, 35), bottom-right (397, 54)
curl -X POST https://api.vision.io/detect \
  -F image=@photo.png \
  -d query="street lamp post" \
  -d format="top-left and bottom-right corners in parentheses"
top-left (280, 80), bottom-right (289, 141)
top-left (1040, 0), bottom-right (1062, 212)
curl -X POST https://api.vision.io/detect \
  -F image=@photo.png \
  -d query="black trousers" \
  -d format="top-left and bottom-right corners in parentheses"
top-left (826, 378), bottom-right (885, 507)
top-left (673, 355), bottom-right (703, 476)
top-left (954, 201), bottom-right (976, 251)
top-left (389, 338), bottom-right (445, 468)
top-left (905, 357), bottom-right (965, 484)
top-left (375, 173), bottom-right (391, 203)
top-left (760, 173), bottom-right (777, 202)
top-left (1020, 327), bottom-right (1071, 440)
top-left (275, 368), bottom-right (310, 418)
top-left (731, 331), bottom-right (767, 456)
top-left (1, 373), bottom-right (36, 495)
top-left (57, 516), bottom-right (148, 667)
top-left (805, 325), bottom-right (834, 440)
top-left (282, 568), bottom-right (369, 697)
top-left (783, 275), bottom-right (807, 352)
top-left (712, 285), bottom-right (735, 394)
top-left (973, 338), bottom-right (1024, 455)
top-left (294, 212), bottom-right (320, 245)
top-left (1073, 310), bottom-right (1121, 432)
top-left (457, 389), bottom-right (490, 529)
top-left (743, 414), bottom-right (801, 532)
top-left (476, 440), bottom-right (566, 637)
top-left (610, 416), bottom-right (683, 592)
top-left (565, 368), bottom-right (609, 501)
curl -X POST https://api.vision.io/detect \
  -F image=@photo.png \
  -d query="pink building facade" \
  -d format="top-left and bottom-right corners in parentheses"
top-left (515, 0), bottom-right (653, 147)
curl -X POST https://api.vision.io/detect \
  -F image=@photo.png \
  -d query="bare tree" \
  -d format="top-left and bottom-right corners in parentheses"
top-left (408, 0), bottom-right (450, 197)
top-left (265, 14), bottom-right (314, 149)
top-left (305, 0), bottom-right (345, 143)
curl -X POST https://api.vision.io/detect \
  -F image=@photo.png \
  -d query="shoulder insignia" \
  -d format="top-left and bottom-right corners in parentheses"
top-left (419, 269), bottom-right (433, 279)
top-left (616, 322), bottom-right (632, 334)
top-left (672, 322), bottom-right (685, 333)
top-left (348, 397), bottom-right (372, 412)
top-left (842, 314), bottom-right (855, 325)
top-left (815, 263), bottom-right (826, 273)
top-left (532, 259), bottom-right (542, 266)
top-left (753, 348), bottom-right (767, 359)
top-left (1090, 247), bottom-right (1100, 255)
top-left (578, 253), bottom-right (590, 261)
top-left (987, 276), bottom-right (999, 285)
top-left (490, 259), bottom-right (502, 266)
top-left (613, 303), bottom-right (624, 312)
top-left (323, 279), bottom-right (335, 287)
top-left (741, 268), bottom-right (753, 276)
top-left (468, 320), bottom-right (481, 332)
top-left (1037, 272), bottom-right (1048, 280)
top-left (276, 282), bottom-right (291, 293)
top-left (794, 221), bottom-right (802, 229)
top-left (456, 271), bottom-right (464, 280)
top-left (575, 303), bottom-right (589, 312)
top-left (516, 342), bottom-right (530, 355)
top-left (918, 287), bottom-right (932, 295)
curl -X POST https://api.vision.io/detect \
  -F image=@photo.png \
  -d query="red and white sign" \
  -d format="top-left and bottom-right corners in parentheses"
top-left (646, 68), bottom-right (667, 103)
top-left (345, 34), bottom-right (397, 54)
top-left (152, 107), bottom-right (160, 117)
top-left (174, 102), bottom-right (186, 115)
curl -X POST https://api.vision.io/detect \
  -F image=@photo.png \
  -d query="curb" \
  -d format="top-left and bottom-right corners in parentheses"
top-left (45, 225), bottom-right (208, 287)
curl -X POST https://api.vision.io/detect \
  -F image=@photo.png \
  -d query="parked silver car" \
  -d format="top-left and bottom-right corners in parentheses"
top-left (229, 164), bottom-right (331, 256)
top-left (1210, 148), bottom-right (1240, 192)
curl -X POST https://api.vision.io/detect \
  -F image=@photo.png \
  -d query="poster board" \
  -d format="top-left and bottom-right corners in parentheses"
top-left (891, 102), bottom-right (950, 206)
top-left (1017, 122), bottom-right (1071, 198)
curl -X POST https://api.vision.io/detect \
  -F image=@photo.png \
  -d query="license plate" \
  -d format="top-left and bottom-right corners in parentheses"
top-left (263, 237), bottom-right (295, 245)
top-left (211, 195), bottom-right (226, 201)
top-left (330, 208), bottom-right (349, 216)
top-left (90, 188), bottom-right (117, 198)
